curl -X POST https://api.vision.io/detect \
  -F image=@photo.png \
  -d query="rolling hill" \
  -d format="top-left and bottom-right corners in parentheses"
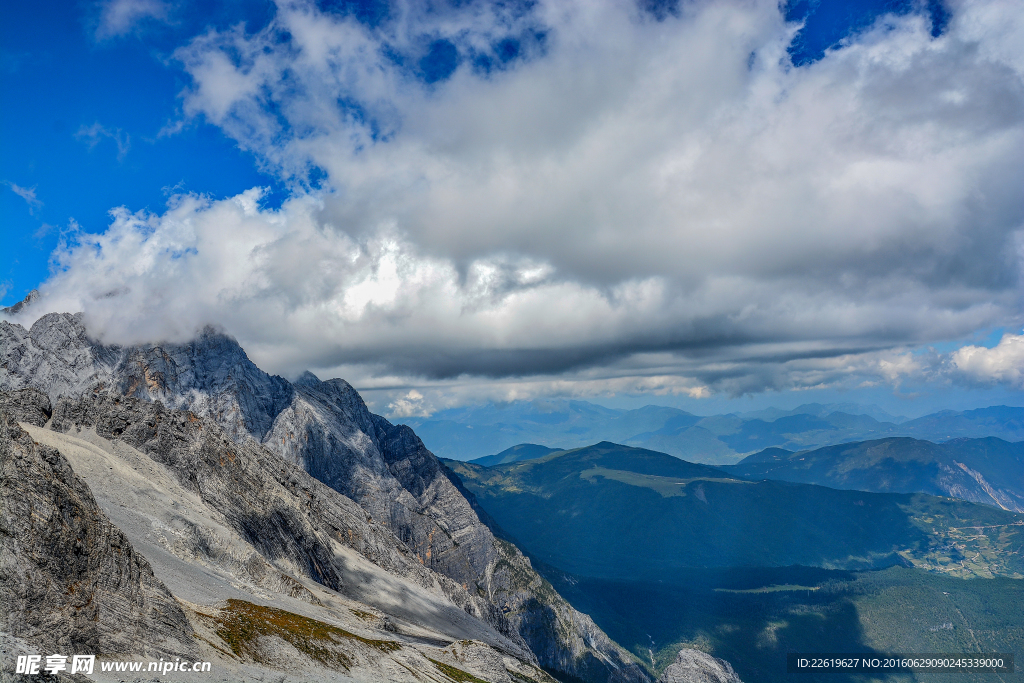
top-left (724, 437), bottom-right (1024, 512)
top-left (444, 442), bottom-right (1024, 581)
top-left (445, 441), bottom-right (1024, 682)
top-left (470, 443), bottom-right (561, 467)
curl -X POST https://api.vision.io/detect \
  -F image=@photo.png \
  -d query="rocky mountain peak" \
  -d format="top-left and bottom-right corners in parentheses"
top-left (295, 370), bottom-right (323, 386)
top-left (0, 289), bottom-right (39, 317)
top-left (0, 310), bottom-right (653, 683)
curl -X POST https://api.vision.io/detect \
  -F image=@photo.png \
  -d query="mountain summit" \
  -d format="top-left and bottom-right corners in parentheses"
top-left (0, 312), bottom-right (650, 683)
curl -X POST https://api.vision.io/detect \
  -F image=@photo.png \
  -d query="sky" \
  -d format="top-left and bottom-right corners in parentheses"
top-left (2, 0), bottom-right (1023, 419)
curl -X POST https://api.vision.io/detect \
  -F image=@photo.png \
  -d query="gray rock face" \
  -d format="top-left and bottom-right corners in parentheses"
top-left (4, 392), bottom-right (558, 682)
top-left (0, 290), bottom-right (39, 317)
top-left (0, 313), bottom-right (650, 683)
top-left (0, 387), bottom-right (51, 426)
top-left (263, 373), bottom-right (651, 682)
top-left (1, 313), bottom-right (293, 444)
top-left (45, 392), bottom-right (536, 653)
top-left (657, 649), bottom-right (742, 683)
top-left (0, 313), bottom-right (123, 403)
top-left (0, 404), bottom-right (196, 660)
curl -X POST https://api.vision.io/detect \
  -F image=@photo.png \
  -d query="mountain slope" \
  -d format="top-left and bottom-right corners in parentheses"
top-left (724, 437), bottom-right (1024, 512)
top-left (0, 312), bottom-right (648, 683)
top-left (3, 388), bottom-right (561, 682)
top-left (472, 444), bottom-right (562, 467)
top-left (445, 442), bottom-right (1024, 581)
top-left (898, 406), bottom-right (1024, 441)
top-left (0, 395), bottom-right (197, 663)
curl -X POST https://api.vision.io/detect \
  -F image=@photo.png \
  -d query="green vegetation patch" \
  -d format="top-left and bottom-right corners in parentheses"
top-left (450, 440), bottom-right (1024, 579)
top-left (427, 657), bottom-right (489, 683)
top-left (349, 608), bottom-right (376, 622)
top-left (507, 671), bottom-right (544, 683)
top-left (902, 497), bottom-right (1024, 577)
top-left (207, 599), bottom-right (400, 669)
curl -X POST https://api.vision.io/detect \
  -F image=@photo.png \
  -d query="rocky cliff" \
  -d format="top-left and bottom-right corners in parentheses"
top-left (2, 388), bottom-right (558, 682)
top-left (656, 650), bottom-right (742, 683)
top-left (1, 310), bottom-right (649, 682)
top-left (0, 389), bottom-right (197, 661)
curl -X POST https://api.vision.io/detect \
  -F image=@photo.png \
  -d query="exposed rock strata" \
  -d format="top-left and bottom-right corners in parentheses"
top-left (0, 404), bottom-right (196, 660)
top-left (657, 650), bottom-right (743, 683)
top-left (45, 391), bottom-right (534, 660)
top-left (11, 391), bottom-right (557, 682)
top-left (0, 289), bottom-right (38, 317)
top-left (0, 387), bottom-right (51, 426)
top-left (0, 311), bottom-right (650, 682)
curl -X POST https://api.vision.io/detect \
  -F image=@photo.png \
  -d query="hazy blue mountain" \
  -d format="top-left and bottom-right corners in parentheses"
top-left (444, 442), bottom-right (1024, 582)
top-left (896, 406), bottom-right (1024, 441)
top-left (723, 436), bottom-right (1024, 512)
top-left (404, 399), bottom-right (701, 460)
top-left (737, 402), bottom-right (908, 423)
top-left (406, 399), bottom-right (1024, 465)
top-left (470, 443), bottom-right (561, 467)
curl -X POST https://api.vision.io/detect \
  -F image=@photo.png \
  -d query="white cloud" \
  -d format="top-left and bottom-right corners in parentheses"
top-left (94, 0), bottom-right (171, 41)
top-left (33, 0), bottom-right (1024, 406)
top-left (387, 390), bottom-right (428, 418)
top-left (75, 122), bottom-right (131, 161)
top-left (171, 0), bottom-right (1024, 288)
top-left (951, 332), bottom-right (1024, 388)
top-left (4, 182), bottom-right (42, 214)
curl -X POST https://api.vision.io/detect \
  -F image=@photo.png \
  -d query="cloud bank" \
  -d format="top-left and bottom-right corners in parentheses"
top-left (23, 0), bottom-right (1024, 410)
top-left (952, 332), bottom-right (1024, 388)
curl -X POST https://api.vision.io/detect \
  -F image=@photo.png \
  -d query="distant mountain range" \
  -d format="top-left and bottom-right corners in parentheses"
top-left (406, 399), bottom-right (1024, 464)
top-left (446, 441), bottom-right (1024, 683)
top-left (722, 436), bottom-right (1024, 512)
top-left (445, 442), bottom-right (1024, 581)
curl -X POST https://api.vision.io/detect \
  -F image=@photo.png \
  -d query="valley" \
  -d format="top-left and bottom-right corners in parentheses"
top-left (444, 443), bottom-right (1024, 580)
top-left (444, 441), bottom-right (1024, 681)
top-left (543, 565), bottom-right (1024, 683)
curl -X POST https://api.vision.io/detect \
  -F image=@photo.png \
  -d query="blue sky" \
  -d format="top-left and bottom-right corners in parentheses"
top-left (2, 0), bottom-right (1023, 417)
top-left (1, 0), bottom-right (284, 304)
